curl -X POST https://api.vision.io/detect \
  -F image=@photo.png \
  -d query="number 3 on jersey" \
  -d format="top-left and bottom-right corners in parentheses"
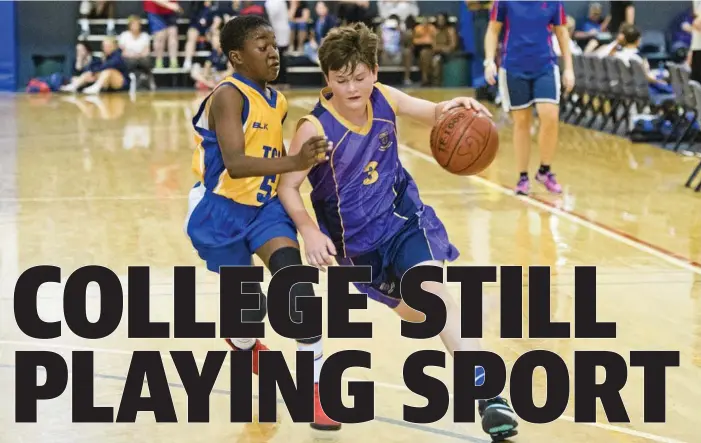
top-left (363, 161), bottom-right (379, 185)
top-left (257, 145), bottom-right (281, 203)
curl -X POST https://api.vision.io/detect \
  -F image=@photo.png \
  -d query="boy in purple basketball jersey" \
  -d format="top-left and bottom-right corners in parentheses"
top-left (277, 23), bottom-right (520, 441)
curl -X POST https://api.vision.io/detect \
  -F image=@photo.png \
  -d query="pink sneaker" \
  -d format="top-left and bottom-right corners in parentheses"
top-left (535, 171), bottom-right (562, 194)
top-left (514, 176), bottom-right (530, 195)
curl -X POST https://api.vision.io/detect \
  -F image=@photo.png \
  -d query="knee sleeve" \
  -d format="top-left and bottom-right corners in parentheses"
top-left (240, 282), bottom-right (267, 323)
top-left (268, 247), bottom-right (321, 344)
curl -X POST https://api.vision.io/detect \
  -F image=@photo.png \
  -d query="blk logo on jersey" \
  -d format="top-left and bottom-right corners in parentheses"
top-left (252, 122), bottom-right (268, 130)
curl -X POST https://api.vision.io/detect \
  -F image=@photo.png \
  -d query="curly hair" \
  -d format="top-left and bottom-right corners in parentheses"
top-left (318, 22), bottom-right (379, 76)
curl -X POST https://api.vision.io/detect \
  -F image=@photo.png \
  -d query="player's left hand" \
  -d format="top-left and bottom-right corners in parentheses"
top-left (441, 97), bottom-right (493, 118)
top-left (562, 68), bottom-right (575, 93)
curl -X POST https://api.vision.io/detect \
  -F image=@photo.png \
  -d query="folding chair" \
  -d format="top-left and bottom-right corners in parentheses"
top-left (574, 55), bottom-right (601, 127)
top-left (614, 57), bottom-right (636, 134)
top-left (562, 54), bottom-right (587, 122)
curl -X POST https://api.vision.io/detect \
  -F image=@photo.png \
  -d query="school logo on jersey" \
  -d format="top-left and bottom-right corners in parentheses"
top-left (378, 130), bottom-right (392, 151)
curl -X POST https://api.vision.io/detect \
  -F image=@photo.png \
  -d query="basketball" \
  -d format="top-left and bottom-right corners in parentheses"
top-left (430, 106), bottom-right (499, 176)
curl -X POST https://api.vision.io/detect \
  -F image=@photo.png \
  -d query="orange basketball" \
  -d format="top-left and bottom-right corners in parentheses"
top-left (430, 106), bottom-right (499, 176)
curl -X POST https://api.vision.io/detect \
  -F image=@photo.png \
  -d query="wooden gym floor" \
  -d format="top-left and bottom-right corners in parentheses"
top-left (0, 89), bottom-right (700, 443)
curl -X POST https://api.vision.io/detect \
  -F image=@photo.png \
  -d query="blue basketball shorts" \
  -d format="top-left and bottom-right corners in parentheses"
top-left (498, 64), bottom-right (560, 111)
top-left (148, 12), bottom-right (177, 34)
top-left (184, 183), bottom-right (298, 273)
top-left (336, 206), bottom-right (460, 309)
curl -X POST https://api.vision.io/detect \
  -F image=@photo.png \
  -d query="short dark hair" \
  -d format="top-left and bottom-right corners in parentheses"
top-left (623, 25), bottom-right (641, 45)
top-left (318, 22), bottom-right (379, 76)
top-left (220, 15), bottom-right (272, 57)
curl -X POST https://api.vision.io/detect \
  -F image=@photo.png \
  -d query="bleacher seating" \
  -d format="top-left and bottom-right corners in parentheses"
top-left (78, 14), bottom-right (456, 88)
top-left (560, 53), bottom-right (701, 192)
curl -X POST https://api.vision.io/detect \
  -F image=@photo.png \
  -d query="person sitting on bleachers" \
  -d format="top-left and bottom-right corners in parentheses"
top-left (591, 22), bottom-right (633, 57)
top-left (378, 0), bottom-right (419, 24)
top-left (410, 16), bottom-right (436, 86)
top-left (239, 0), bottom-right (267, 17)
top-left (183, 0), bottom-right (216, 70)
top-left (553, 16), bottom-right (583, 57)
top-left (189, 33), bottom-right (232, 90)
top-left (614, 25), bottom-right (672, 96)
top-left (429, 12), bottom-right (457, 86)
top-left (119, 15), bottom-right (156, 91)
top-left (60, 37), bottom-right (132, 95)
top-left (143, 0), bottom-right (183, 69)
top-left (378, 14), bottom-right (404, 66)
top-left (288, 0), bottom-right (310, 53)
top-left (78, 1), bottom-right (116, 39)
top-left (573, 2), bottom-right (609, 53)
top-left (303, 1), bottom-right (337, 65)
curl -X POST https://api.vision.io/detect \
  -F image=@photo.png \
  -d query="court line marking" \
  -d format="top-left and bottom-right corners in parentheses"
top-left (398, 144), bottom-right (701, 276)
top-left (0, 340), bottom-right (688, 443)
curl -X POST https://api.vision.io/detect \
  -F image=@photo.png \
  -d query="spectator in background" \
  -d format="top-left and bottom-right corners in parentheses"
top-left (690, 1), bottom-right (701, 81)
top-left (614, 26), bottom-right (672, 96)
top-left (377, 0), bottom-right (419, 23)
top-left (336, 0), bottom-right (370, 27)
top-left (553, 16), bottom-right (583, 57)
top-left (60, 37), bottom-right (132, 95)
top-left (183, 1), bottom-right (215, 70)
top-left (592, 22), bottom-right (633, 57)
top-left (573, 2), bottom-right (609, 52)
top-left (607, 0), bottom-right (634, 34)
top-left (119, 15), bottom-right (156, 91)
top-left (410, 16), bottom-right (436, 86)
top-left (303, 1), bottom-right (337, 64)
top-left (143, 0), bottom-right (183, 69)
top-left (669, 6), bottom-right (695, 63)
top-left (210, 1), bottom-right (239, 22)
top-left (430, 12), bottom-right (457, 86)
top-left (74, 42), bottom-right (101, 77)
top-left (239, 1), bottom-right (267, 17)
top-left (79, 1), bottom-right (116, 39)
top-left (189, 33), bottom-right (232, 90)
top-left (288, 0), bottom-right (310, 53)
top-left (465, 1), bottom-right (493, 87)
top-left (266, 0), bottom-right (291, 89)
top-left (378, 14), bottom-right (404, 66)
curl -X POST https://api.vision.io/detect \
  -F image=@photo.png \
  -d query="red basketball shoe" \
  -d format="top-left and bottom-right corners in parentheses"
top-left (224, 338), bottom-right (268, 375)
top-left (310, 383), bottom-right (341, 431)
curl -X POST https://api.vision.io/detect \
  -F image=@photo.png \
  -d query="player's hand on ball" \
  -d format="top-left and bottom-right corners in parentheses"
top-left (301, 228), bottom-right (336, 271)
top-left (295, 135), bottom-right (332, 170)
top-left (441, 97), bottom-right (493, 118)
top-left (563, 68), bottom-right (575, 93)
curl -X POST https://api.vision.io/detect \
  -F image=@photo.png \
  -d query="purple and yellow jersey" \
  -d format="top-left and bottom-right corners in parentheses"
top-left (298, 83), bottom-right (424, 258)
top-left (191, 73), bottom-right (288, 207)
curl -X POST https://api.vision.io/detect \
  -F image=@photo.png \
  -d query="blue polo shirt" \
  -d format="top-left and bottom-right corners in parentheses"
top-left (491, 0), bottom-right (566, 76)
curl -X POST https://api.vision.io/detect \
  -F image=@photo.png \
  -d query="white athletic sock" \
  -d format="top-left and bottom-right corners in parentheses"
top-left (230, 337), bottom-right (256, 350)
top-left (80, 18), bottom-right (89, 33)
top-left (106, 19), bottom-right (115, 32)
top-left (297, 340), bottom-right (323, 383)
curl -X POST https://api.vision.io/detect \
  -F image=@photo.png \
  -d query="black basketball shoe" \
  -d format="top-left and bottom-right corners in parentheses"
top-left (478, 397), bottom-right (519, 441)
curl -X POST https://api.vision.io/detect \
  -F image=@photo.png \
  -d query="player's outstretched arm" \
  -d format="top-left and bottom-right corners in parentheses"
top-left (209, 86), bottom-right (329, 179)
top-left (383, 85), bottom-right (492, 128)
top-left (278, 120), bottom-right (337, 270)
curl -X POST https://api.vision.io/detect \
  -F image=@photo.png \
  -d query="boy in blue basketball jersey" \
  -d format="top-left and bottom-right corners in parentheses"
top-left (184, 15), bottom-right (339, 430)
top-left (277, 23), bottom-right (519, 441)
